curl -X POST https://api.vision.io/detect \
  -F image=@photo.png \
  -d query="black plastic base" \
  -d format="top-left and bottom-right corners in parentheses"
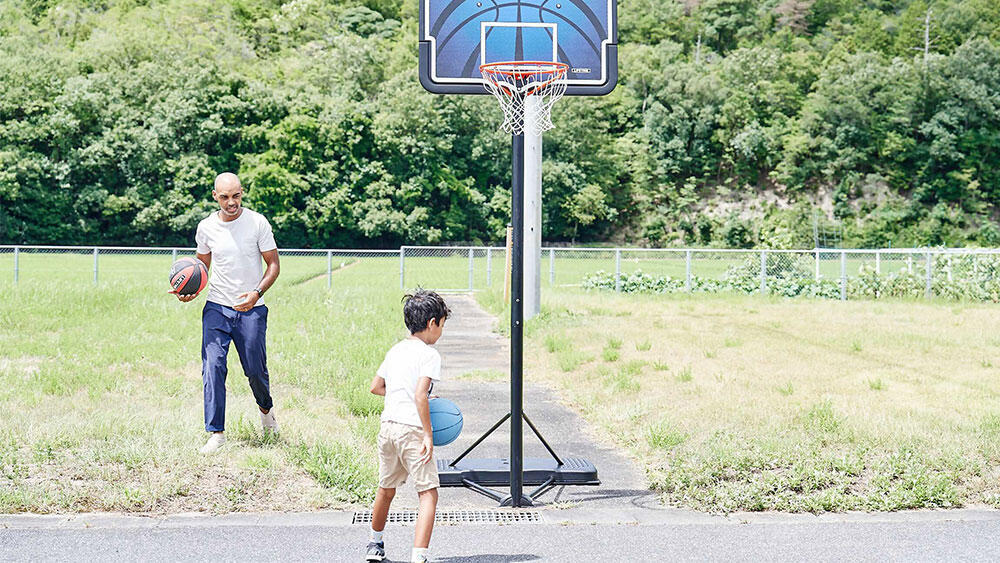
top-left (438, 458), bottom-right (600, 488)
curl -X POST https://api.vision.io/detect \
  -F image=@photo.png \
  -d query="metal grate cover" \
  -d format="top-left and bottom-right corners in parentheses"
top-left (352, 510), bottom-right (540, 525)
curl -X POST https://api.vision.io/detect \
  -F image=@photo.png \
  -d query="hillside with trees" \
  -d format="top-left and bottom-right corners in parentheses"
top-left (1, 0), bottom-right (998, 248)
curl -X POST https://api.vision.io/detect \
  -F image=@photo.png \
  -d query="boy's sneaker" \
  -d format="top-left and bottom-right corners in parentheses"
top-left (364, 541), bottom-right (385, 562)
top-left (199, 433), bottom-right (226, 454)
top-left (261, 409), bottom-right (279, 435)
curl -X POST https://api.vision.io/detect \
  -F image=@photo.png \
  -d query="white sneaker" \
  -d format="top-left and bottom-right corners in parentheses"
top-left (261, 409), bottom-right (279, 435)
top-left (199, 433), bottom-right (226, 454)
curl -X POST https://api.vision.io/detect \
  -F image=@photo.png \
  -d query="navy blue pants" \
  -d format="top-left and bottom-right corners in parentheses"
top-left (202, 301), bottom-right (272, 432)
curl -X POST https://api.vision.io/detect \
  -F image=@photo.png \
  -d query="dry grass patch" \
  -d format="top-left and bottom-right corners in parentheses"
top-left (0, 367), bottom-right (370, 513)
top-left (483, 288), bottom-right (1000, 512)
top-left (2, 263), bottom-right (405, 514)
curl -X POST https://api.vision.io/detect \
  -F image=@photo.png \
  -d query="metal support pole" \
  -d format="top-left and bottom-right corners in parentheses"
top-left (93, 247), bottom-right (99, 285)
top-left (508, 131), bottom-right (527, 507)
top-left (759, 250), bottom-right (767, 294)
top-left (522, 413), bottom-right (563, 466)
top-left (327, 251), bottom-right (333, 289)
top-left (614, 249), bottom-right (622, 292)
top-left (468, 247), bottom-right (474, 290)
top-left (815, 250), bottom-right (820, 281)
top-left (523, 108), bottom-right (543, 318)
top-left (171, 248), bottom-right (177, 262)
top-left (925, 251), bottom-right (933, 298)
top-left (685, 250), bottom-right (692, 292)
top-left (399, 247), bottom-right (405, 290)
top-left (907, 254), bottom-right (913, 274)
top-left (487, 248), bottom-right (492, 287)
top-left (875, 250), bottom-right (881, 275)
top-left (449, 413), bottom-right (511, 468)
top-left (840, 251), bottom-right (847, 301)
top-left (13, 246), bottom-right (19, 284)
top-left (549, 248), bottom-right (555, 285)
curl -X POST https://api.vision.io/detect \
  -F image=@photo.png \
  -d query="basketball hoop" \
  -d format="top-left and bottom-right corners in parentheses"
top-left (480, 61), bottom-right (569, 136)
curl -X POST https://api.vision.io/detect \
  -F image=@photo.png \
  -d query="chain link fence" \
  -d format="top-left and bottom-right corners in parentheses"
top-left (3, 245), bottom-right (1000, 301)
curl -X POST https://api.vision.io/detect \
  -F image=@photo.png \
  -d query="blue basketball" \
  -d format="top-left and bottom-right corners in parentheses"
top-left (429, 398), bottom-right (463, 446)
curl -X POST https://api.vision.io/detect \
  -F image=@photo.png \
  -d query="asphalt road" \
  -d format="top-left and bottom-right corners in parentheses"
top-left (4, 510), bottom-right (1000, 562)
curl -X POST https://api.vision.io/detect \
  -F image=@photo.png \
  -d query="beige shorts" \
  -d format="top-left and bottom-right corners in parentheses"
top-left (377, 420), bottom-right (440, 492)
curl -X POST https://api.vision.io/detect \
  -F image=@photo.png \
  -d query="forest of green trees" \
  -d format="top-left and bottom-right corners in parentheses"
top-left (0, 0), bottom-right (998, 248)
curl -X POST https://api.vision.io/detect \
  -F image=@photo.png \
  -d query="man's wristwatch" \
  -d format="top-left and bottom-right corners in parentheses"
top-left (253, 287), bottom-right (264, 297)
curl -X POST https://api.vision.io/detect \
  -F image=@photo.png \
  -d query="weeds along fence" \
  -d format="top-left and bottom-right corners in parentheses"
top-left (2, 245), bottom-right (1000, 301)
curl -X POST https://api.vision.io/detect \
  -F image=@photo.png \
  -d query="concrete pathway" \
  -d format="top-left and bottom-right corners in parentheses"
top-left (419, 293), bottom-right (650, 510)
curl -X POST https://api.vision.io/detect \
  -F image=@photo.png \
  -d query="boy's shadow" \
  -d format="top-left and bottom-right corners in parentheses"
top-left (385, 557), bottom-right (539, 562)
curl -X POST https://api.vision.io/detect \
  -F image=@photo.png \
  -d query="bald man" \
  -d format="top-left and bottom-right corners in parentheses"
top-left (177, 172), bottom-right (281, 454)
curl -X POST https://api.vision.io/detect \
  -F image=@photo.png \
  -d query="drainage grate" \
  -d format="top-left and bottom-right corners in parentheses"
top-left (352, 510), bottom-right (541, 525)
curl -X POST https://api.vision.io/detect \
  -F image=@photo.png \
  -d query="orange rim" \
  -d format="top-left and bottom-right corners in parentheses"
top-left (480, 61), bottom-right (568, 97)
top-left (480, 61), bottom-right (568, 79)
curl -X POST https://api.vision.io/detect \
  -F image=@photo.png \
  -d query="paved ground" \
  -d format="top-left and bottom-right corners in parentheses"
top-left (5, 509), bottom-right (1000, 561)
top-left (413, 293), bottom-right (649, 509)
top-left (5, 293), bottom-right (1000, 561)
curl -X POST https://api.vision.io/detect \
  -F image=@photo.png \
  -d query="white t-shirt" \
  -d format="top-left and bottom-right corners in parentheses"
top-left (377, 338), bottom-right (442, 428)
top-left (195, 208), bottom-right (277, 307)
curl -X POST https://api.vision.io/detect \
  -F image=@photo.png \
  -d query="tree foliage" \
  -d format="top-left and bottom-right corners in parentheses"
top-left (1, 0), bottom-right (998, 247)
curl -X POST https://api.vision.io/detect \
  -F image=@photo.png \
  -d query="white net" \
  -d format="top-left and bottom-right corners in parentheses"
top-left (480, 62), bottom-right (568, 136)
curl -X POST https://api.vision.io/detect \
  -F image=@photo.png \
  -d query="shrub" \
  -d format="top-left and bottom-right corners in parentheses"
top-left (581, 252), bottom-right (1000, 302)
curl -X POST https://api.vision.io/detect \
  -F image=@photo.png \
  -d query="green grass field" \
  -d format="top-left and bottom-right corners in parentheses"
top-left (0, 253), bottom-right (409, 513)
top-left (478, 288), bottom-right (1000, 512)
top-left (3, 251), bottom-right (1000, 514)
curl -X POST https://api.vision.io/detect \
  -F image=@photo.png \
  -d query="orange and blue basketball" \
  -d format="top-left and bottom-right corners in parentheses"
top-left (429, 397), bottom-right (463, 446)
top-left (169, 257), bottom-right (208, 297)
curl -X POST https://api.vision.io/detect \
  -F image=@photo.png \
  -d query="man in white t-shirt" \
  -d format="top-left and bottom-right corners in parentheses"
top-left (176, 172), bottom-right (281, 454)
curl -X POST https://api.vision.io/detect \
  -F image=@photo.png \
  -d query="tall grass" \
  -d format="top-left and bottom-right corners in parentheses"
top-left (0, 256), bottom-right (409, 512)
top-left (478, 287), bottom-right (1000, 512)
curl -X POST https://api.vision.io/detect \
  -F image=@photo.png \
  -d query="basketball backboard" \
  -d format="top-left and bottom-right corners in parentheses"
top-left (418, 0), bottom-right (617, 96)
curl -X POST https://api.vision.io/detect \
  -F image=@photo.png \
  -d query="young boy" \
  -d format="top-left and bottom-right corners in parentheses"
top-left (366, 290), bottom-right (451, 563)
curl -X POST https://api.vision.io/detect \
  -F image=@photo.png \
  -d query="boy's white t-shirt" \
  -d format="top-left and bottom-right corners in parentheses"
top-left (195, 208), bottom-right (277, 308)
top-left (377, 338), bottom-right (442, 428)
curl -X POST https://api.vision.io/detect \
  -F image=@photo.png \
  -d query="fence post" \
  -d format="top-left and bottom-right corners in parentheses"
top-left (327, 251), bottom-right (333, 289)
top-left (875, 250), bottom-right (881, 275)
top-left (815, 250), bottom-right (820, 281)
top-left (468, 247), bottom-right (474, 290)
top-left (907, 254), bottom-right (913, 274)
top-left (685, 250), bottom-right (692, 292)
top-left (549, 248), bottom-right (555, 285)
top-left (13, 246), bottom-right (19, 284)
top-left (171, 248), bottom-right (177, 262)
top-left (759, 250), bottom-right (767, 294)
top-left (399, 247), bottom-right (405, 290)
top-left (946, 254), bottom-right (953, 282)
top-left (486, 248), bottom-right (492, 287)
top-left (840, 251), bottom-right (847, 301)
top-left (93, 247), bottom-right (99, 285)
top-left (925, 251), bottom-right (933, 298)
top-left (614, 248), bottom-right (622, 292)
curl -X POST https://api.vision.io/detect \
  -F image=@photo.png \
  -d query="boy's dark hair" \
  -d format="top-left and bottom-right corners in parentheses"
top-left (402, 289), bottom-right (451, 334)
